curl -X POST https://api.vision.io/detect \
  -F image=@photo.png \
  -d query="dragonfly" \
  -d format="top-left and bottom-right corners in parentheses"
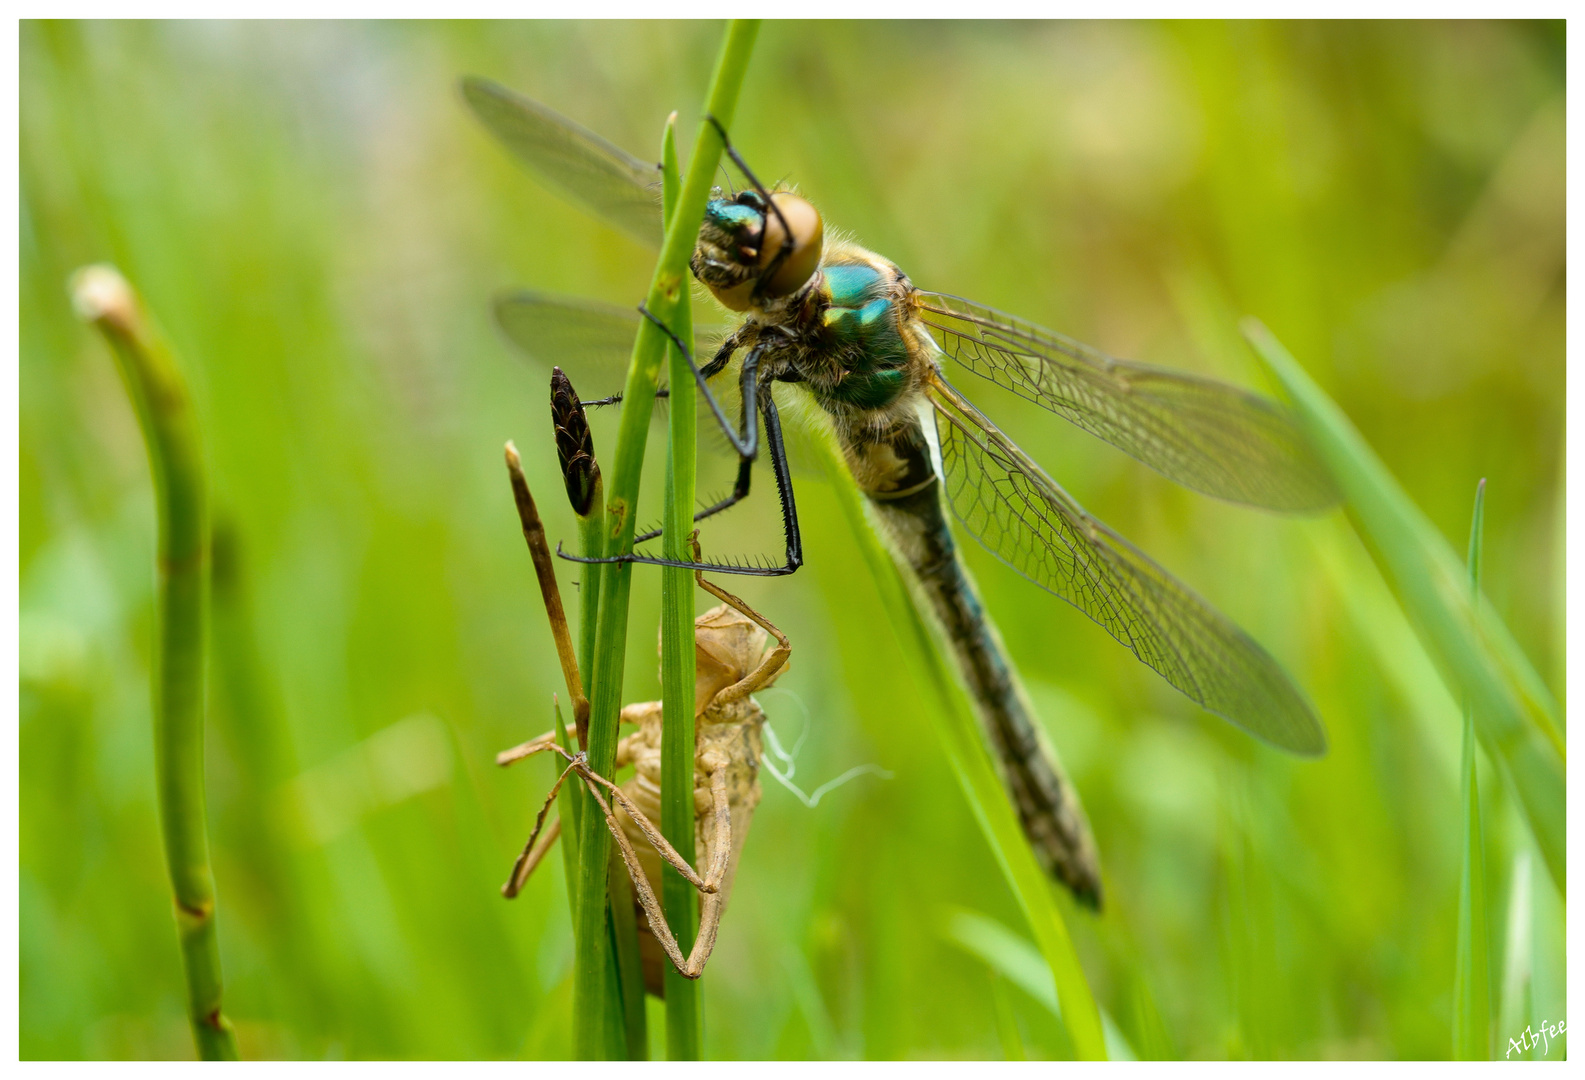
top-left (462, 77), bottom-right (1339, 907)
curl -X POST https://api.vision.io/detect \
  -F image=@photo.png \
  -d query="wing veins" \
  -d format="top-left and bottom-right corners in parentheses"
top-left (915, 293), bottom-right (1338, 512)
top-left (925, 380), bottom-right (1324, 754)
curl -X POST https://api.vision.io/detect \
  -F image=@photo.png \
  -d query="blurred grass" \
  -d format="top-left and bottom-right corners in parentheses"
top-left (1247, 322), bottom-right (1564, 891)
top-left (810, 409), bottom-right (1105, 1058)
top-left (20, 20), bottom-right (1563, 1059)
top-left (1452, 479), bottom-right (1491, 1059)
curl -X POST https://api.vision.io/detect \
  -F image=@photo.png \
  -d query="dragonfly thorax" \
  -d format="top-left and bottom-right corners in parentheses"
top-left (747, 241), bottom-right (933, 416)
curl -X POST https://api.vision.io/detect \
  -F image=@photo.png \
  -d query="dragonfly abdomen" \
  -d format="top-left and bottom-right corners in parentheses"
top-left (852, 415), bottom-right (1104, 907)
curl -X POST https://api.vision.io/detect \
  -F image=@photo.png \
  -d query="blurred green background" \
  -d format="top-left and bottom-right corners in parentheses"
top-left (20, 20), bottom-right (1564, 1060)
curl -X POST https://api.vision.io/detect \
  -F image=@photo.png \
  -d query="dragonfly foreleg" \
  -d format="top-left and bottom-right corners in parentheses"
top-left (639, 303), bottom-right (760, 458)
top-left (633, 454), bottom-right (755, 546)
top-left (580, 329), bottom-right (740, 410)
top-left (582, 387), bottom-right (670, 409)
top-left (556, 386), bottom-right (803, 576)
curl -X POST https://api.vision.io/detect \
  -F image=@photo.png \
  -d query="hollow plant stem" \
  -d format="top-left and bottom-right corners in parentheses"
top-left (657, 110), bottom-right (704, 1059)
top-left (572, 20), bottom-right (759, 1060)
top-left (70, 265), bottom-right (240, 1061)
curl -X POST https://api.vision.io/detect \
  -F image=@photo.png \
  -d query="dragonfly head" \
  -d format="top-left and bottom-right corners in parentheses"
top-left (693, 190), bottom-right (824, 312)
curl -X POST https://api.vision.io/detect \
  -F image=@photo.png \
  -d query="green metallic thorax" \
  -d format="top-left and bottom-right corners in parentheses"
top-left (810, 256), bottom-right (913, 411)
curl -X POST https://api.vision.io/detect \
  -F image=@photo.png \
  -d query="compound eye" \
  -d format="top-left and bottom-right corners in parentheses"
top-left (758, 193), bottom-right (824, 298)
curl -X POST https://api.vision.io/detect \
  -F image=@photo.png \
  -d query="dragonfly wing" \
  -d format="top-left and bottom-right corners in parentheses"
top-left (928, 380), bottom-right (1326, 755)
top-left (494, 289), bottom-right (732, 370)
top-left (494, 289), bottom-right (643, 371)
top-left (462, 77), bottom-right (664, 249)
top-left (493, 290), bottom-right (769, 472)
top-left (914, 292), bottom-right (1338, 512)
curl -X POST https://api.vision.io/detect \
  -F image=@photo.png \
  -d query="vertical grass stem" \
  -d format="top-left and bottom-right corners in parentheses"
top-left (70, 265), bottom-right (240, 1061)
top-left (571, 21), bottom-right (760, 1059)
top-left (658, 110), bottom-right (704, 1059)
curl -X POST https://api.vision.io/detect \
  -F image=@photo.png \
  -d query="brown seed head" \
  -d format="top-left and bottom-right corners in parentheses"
top-left (550, 367), bottom-right (599, 517)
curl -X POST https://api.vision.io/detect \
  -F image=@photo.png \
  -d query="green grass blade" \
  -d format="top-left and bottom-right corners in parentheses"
top-left (988, 974), bottom-right (1026, 1061)
top-left (1243, 320), bottom-right (1564, 894)
top-left (572, 20), bottom-right (759, 1059)
top-left (576, 504), bottom-right (604, 728)
top-left (657, 110), bottom-right (704, 1059)
top-left (1466, 479), bottom-right (1487, 591)
top-left (70, 265), bottom-right (240, 1061)
top-left (1452, 479), bottom-right (1492, 1059)
top-left (606, 848), bottom-right (648, 1059)
top-left (944, 908), bottom-right (1132, 1060)
top-left (806, 419), bottom-right (1106, 1060)
top-left (560, 428), bottom-right (596, 921)
top-left (552, 698), bottom-right (583, 875)
top-left (1498, 850), bottom-right (1534, 1058)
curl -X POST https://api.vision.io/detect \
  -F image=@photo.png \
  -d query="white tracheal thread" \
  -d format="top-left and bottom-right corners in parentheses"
top-left (756, 688), bottom-right (892, 809)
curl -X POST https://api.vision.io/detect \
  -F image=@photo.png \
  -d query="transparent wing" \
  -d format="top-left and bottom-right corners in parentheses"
top-left (929, 380), bottom-right (1326, 755)
top-left (914, 292), bottom-right (1338, 513)
top-left (462, 77), bottom-right (663, 248)
top-left (492, 289), bottom-right (774, 473)
top-left (494, 290), bottom-right (645, 372)
top-left (493, 289), bottom-right (731, 373)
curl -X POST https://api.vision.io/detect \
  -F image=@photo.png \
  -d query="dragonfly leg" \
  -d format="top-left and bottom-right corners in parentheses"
top-left (556, 387), bottom-right (803, 577)
top-left (581, 333), bottom-right (740, 410)
top-left (639, 304), bottom-right (760, 458)
top-left (759, 391), bottom-right (804, 572)
top-left (633, 452), bottom-right (753, 546)
top-left (582, 387), bottom-right (669, 409)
